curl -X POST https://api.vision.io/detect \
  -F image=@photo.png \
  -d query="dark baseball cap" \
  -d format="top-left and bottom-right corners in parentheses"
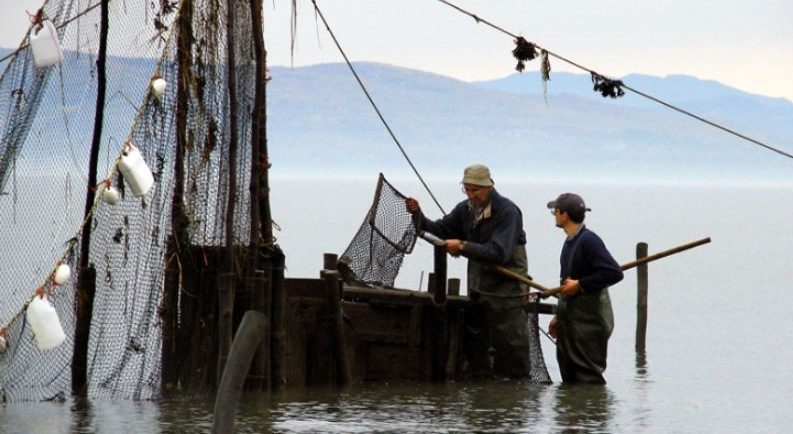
top-left (547, 193), bottom-right (591, 216)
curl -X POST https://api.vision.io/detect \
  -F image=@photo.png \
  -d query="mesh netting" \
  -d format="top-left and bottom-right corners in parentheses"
top-left (525, 293), bottom-right (552, 383)
top-left (1, 0), bottom-right (262, 402)
top-left (338, 173), bottom-right (417, 288)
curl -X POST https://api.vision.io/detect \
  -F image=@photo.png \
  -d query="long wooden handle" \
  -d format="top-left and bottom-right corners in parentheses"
top-left (619, 237), bottom-right (711, 271)
top-left (493, 266), bottom-right (554, 293)
top-left (495, 237), bottom-right (712, 298)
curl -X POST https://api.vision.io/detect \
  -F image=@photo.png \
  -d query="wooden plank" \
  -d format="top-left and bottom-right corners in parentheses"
top-left (342, 285), bottom-right (469, 308)
top-left (407, 305), bottom-right (422, 380)
top-left (355, 331), bottom-right (408, 344)
top-left (444, 308), bottom-right (464, 380)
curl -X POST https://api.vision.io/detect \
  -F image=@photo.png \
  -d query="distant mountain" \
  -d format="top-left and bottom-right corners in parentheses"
top-left (268, 63), bottom-right (793, 181)
top-left (473, 71), bottom-right (793, 141)
top-left (3, 51), bottom-right (791, 183)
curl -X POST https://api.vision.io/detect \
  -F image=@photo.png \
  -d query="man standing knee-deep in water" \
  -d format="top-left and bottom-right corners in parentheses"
top-left (405, 164), bottom-right (532, 378)
top-left (547, 193), bottom-right (623, 384)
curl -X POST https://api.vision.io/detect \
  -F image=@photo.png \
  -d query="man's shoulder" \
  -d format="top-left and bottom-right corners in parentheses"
top-left (490, 190), bottom-right (522, 213)
top-left (579, 227), bottom-right (608, 248)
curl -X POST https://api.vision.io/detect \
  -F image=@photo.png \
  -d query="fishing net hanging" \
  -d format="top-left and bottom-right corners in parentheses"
top-left (1, 0), bottom-right (262, 402)
top-left (337, 173), bottom-right (417, 288)
top-left (525, 293), bottom-right (552, 383)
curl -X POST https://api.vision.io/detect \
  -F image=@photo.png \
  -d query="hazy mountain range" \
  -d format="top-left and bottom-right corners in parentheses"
top-left (267, 62), bottom-right (793, 182)
top-left (3, 46), bottom-right (791, 182)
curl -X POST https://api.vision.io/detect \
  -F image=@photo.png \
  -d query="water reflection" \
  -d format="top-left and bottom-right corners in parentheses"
top-left (1, 380), bottom-right (619, 433)
top-left (263, 381), bottom-right (541, 432)
top-left (71, 397), bottom-right (93, 433)
top-left (635, 350), bottom-right (648, 378)
top-left (551, 383), bottom-right (615, 433)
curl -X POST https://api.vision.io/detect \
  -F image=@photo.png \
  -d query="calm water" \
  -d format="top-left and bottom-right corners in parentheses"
top-left (2, 177), bottom-right (792, 433)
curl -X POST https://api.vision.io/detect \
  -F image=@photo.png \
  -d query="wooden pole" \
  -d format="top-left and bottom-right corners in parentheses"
top-left (73, 0), bottom-right (109, 396)
top-left (539, 237), bottom-right (712, 297)
top-left (247, 0), bottom-right (270, 391)
top-left (635, 242), bottom-right (648, 352)
top-left (493, 266), bottom-right (553, 293)
top-left (162, 0), bottom-right (194, 389)
top-left (447, 278), bottom-right (460, 296)
top-left (218, 0), bottom-right (241, 385)
top-left (433, 246), bottom-right (447, 305)
top-left (427, 273), bottom-right (436, 294)
top-left (323, 253), bottom-right (338, 271)
top-left (212, 311), bottom-right (269, 434)
top-left (620, 237), bottom-right (710, 271)
top-left (270, 248), bottom-right (287, 389)
top-left (324, 271), bottom-right (351, 386)
top-left (431, 246), bottom-right (448, 381)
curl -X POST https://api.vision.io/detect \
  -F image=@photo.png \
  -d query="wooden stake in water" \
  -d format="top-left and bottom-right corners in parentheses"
top-left (635, 242), bottom-right (648, 353)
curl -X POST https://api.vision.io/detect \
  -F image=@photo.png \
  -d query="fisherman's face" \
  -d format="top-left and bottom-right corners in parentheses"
top-left (552, 208), bottom-right (567, 228)
top-left (463, 183), bottom-right (492, 207)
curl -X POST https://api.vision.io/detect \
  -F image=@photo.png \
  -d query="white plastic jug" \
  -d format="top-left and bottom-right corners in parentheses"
top-left (29, 20), bottom-right (64, 68)
top-left (26, 294), bottom-right (67, 350)
top-left (118, 143), bottom-right (154, 197)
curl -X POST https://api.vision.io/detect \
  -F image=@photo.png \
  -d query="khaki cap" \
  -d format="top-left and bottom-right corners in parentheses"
top-left (461, 164), bottom-right (494, 187)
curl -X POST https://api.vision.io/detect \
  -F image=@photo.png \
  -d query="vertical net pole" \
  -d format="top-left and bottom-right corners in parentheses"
top-left (72, 0), bottom-right (110, 395)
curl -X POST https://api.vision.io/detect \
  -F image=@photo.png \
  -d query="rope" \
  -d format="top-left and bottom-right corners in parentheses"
top-left (433, 0), bottom-right (793, 161)
top-left (0, 0), bottom-right (182, 338)
top-left (309, 0), bottom-right (446, 215)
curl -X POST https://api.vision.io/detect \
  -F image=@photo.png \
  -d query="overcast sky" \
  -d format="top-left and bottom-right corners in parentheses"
top-left (3, 0), bottom-right (792, 101)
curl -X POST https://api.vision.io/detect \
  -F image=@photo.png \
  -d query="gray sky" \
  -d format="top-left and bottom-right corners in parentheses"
top-left (3, 0), bottom-right (792, 101)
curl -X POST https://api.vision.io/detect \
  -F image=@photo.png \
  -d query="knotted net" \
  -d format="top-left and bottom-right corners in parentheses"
top-left (337, 173), bottom-right (417, 287)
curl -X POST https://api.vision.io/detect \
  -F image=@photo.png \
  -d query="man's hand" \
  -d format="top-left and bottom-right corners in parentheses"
top-left (405, 197), bottom-right (420, 214)
top-left (559, 278), bottom-right (581, 296)
top-left (446, 239), bottom-right (465, 257)
top-left (549, 316), bottom-right (558, 339)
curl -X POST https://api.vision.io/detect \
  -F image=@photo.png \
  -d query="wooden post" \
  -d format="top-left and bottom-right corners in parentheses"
top-left (433, 246), bottom-right (447, 305)
top-left (212, 311), bottom-right (268, 434)
top-left (323, 253), bottom-right (338, 271)
top-left (218, 0), bottom-right (242, 385)
top-left (324, 271), bottom-right (351, 386)
top-left (431, 246), bottom-right (448, 381)
top-left (270, 248), bottom-right (287, 389)
top-left (444, 308), bottom-right (464, 380)
top-left (427, 273), bottom-right (436, 294)
top-left (72, 0), bottom-right (109, 396)
top-left (635, 242), bottom-right (648, 352)
top-left (447, 278), bottom-right (460, 296)
top-left (72, 265), bottom-right (96, 394)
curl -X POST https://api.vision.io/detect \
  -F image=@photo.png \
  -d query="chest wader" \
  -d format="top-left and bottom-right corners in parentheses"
top-left (465, 245), bottom-right (532, 378)
top-left (556, 288), bottom-right (614, 384)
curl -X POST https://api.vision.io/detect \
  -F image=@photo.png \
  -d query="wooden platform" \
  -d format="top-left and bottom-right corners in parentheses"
top-left (284, 277), bottom-right (554, 386)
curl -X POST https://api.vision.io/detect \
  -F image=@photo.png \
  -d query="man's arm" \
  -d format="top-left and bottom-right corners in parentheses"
top-left (577, 233), bottom-right (624, 292)
top-left (405, 197), bottom-right (464, 240)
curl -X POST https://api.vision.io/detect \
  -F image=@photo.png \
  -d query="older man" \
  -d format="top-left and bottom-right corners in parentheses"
top-left (405, 164), bottom-right (532, 378)
top-left (547, 193), bottom-right (623, 384)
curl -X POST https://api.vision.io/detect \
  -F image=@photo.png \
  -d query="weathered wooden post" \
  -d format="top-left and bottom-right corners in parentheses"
top-left (635, 242), bottom-right (649, 352)
top-left (432, 246), bottom-right (447, 304)
top-left (447, 278), bottom-right (460, 296)
top-left (432, 246), bottom-right (448, 381)
top-left (427, 273), bottom-right (436, 294)
top-left (323, 253), bottom-right (338, 271)
top-left (72, 0), bottom-right (110, 396)
top-left (324, 270), bottom-right (351, 386)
